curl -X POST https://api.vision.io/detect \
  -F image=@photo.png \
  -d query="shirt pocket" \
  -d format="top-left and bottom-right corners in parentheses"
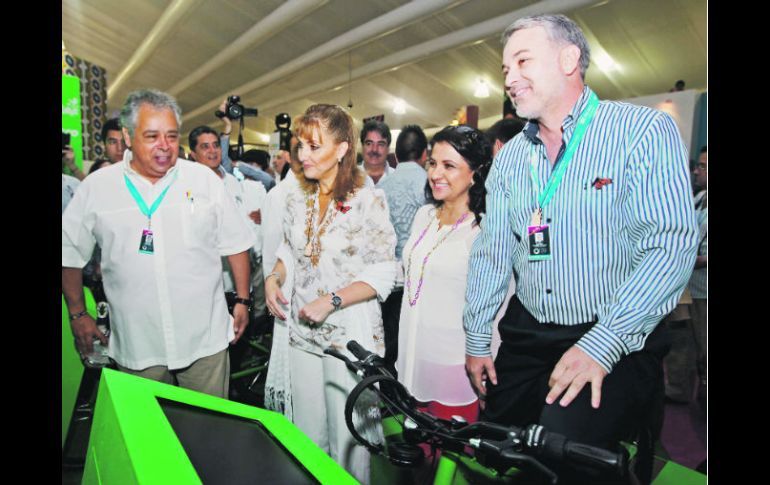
top-left (181, 198), bottom-right (218, 248)
top-left (578, 182), bottom-right (620, 236)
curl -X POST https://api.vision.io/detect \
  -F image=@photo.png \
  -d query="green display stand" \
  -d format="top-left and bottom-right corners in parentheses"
top-left (651, 457), bottom-right (706, 485)
top-left (62, 74), bottom-right (84, 171)
top-left (83, 369), bottom-right (357, 484)
top-left (62, 288), bottom-right (97, 449)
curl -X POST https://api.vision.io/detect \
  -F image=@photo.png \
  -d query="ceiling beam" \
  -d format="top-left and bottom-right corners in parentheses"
top-left (167, 0), bottom-right (328, 97)
top-left (107, 0), bottom-right (205, 100)
top-left (252, 0), bottom-right (598, 113)
top-left (182, 0), bottom-right (465, 123)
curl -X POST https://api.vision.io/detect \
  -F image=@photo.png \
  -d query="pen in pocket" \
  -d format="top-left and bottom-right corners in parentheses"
top-left (186, 190), bottom-right (195, 214)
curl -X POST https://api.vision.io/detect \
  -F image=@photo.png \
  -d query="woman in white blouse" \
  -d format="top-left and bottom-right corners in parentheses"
top-left (396, 125), bottom-right (492, 423)
top-left (264, 104), bottom-right (396, 485)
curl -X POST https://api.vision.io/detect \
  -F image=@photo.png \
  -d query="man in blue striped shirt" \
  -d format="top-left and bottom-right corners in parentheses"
top-left (463, 14), bottom-right (698, 474)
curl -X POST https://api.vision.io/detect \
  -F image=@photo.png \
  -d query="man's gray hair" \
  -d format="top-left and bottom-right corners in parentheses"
top-left (502, 14), bottom-right (591, 80)
top-left (120, 89), bottom-right (182, 137)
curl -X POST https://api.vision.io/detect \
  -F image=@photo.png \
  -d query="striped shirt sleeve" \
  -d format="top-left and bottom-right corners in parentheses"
top-left (463, 148), bottom-right (518, 356)
top-left (575, 111), bottom-right (698, 371)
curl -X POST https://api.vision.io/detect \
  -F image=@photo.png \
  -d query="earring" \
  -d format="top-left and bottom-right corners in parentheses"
top-left (338, 158), bottom-right (342, 164)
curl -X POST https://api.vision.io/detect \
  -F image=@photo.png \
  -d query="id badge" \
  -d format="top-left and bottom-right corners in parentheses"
top-left (139, 229), bottom-right (154, 255)
top-left (527, 224), bottom-right (551, 261)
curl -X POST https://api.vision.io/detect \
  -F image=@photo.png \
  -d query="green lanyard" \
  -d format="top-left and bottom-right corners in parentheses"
top-left (529, 91), bottom-right (599, 212)
top-left (123, 170), bottom-right (178, 228)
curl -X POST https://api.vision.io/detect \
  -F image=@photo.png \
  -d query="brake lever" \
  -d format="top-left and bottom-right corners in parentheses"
top-left (323, 347), bottom-right (364, 376)
top-left (499, 451), bottom-right (558, 485)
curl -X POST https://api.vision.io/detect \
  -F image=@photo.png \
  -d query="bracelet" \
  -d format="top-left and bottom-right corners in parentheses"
top-left (69, 310), bottom-right (90, 321)
top-left (233, 297), bottom-right (253, 310)
top-left (265, 271), bottom-right (281, 284)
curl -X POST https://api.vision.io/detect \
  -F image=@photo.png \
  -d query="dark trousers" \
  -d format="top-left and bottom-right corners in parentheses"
top-left (482, 297), bottom-right (668, 483)
top-left (380, 288), bottom-right (403, 377)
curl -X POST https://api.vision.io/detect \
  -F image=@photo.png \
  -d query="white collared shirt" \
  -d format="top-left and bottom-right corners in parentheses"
top-left (261, 170), bottom-right (300, 276)
top-left (62, 158), bottom-right (255, 370)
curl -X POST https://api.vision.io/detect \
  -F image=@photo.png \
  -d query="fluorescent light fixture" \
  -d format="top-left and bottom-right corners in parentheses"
top-left (594, 51), bottom-right (619, 72)
top-left (474, 79), bottom-right (490, 98)
top-left (393, 99), bottom-right (406, 115)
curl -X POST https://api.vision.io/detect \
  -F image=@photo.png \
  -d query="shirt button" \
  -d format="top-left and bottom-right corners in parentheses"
top-left (546, 289), bottom-right (552, 294)
top-left (546, 218), bottom-right (552, 223)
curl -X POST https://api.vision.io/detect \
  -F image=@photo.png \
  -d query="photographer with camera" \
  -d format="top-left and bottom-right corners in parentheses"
top-left (194, 98), bottom-right (271, 321)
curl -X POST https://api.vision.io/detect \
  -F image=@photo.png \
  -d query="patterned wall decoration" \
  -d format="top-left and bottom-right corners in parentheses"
top-left (62, 46), bottom-right (108, 161)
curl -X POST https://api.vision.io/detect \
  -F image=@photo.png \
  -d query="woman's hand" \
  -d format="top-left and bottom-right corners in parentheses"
top-left (265, 275), bottom-right (289, 320)
top-left (298, 296), bottom-right (335, 325)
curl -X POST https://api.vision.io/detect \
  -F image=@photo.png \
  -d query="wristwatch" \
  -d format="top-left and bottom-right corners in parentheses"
top-left (234, 296), bottom-right (253, 311)
top-left (330, 292), bottom-right (343, 311)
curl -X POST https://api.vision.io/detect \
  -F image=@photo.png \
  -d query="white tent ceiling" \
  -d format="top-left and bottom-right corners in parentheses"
top-left (62, 0), bottom-right (707, 147)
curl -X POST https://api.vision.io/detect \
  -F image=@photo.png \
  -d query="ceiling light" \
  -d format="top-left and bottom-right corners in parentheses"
top-left (474, 79), bottom-right (490, 98)
top-left (594, 51), bottom-right (619, 72)
top-left (393, 99), bottom-right (406, 115)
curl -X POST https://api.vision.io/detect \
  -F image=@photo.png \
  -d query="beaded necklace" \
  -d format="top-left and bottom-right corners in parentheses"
top-left (405, 208), bottom-right (470, 306)
top-left (303, 188), bottom-right (338, 266)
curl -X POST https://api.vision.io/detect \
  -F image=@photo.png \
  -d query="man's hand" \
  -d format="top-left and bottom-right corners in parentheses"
top-left (231, 303), bottom-right (249, 343)
top-left (62, 146), bottom-right (75, 166)
top-left (465, 354), bottom-right (498, 410)
top-left (248, 209), bottom-right (261, 225)
top-left (265, 276), bottom-right (288, 320)
top-left (298, 296), bottom-right (334, 325)
top-left (71, 314), bottom-right (108, 355)
top-left (219, 99), bottom-right (232, 133)
top-left (546, 345), bottom-right (608, 409)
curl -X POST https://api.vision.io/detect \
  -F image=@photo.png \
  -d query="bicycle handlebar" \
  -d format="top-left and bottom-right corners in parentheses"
top-left (324, 340), bottom-right (628, 483)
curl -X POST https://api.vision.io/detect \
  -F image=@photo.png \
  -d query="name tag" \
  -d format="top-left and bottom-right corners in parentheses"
top-left (527, 224), bottom-right (551, 261)
top-left (139, 229), bottom-right (154, 255)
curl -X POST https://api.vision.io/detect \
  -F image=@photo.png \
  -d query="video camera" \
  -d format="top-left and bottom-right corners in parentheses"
top-left (215, 95), bottom-right (258, 120)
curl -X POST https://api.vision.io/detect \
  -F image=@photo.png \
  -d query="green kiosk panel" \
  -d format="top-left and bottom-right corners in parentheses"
top-left (83, 369), bottom-right (357, 485)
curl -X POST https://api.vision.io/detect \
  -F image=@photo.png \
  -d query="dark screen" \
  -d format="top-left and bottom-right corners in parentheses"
top-left (157, 397), bottom-right (321, 485)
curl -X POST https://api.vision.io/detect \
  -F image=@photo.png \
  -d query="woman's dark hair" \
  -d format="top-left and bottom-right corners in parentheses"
top-left (425, 124), bottom-right (492, 225)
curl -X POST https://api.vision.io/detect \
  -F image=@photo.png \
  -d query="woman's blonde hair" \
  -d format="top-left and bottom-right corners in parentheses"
top-left (294, 104), bottom-right (365, 203)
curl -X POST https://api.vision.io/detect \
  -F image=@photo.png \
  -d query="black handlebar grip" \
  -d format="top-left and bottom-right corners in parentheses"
top-left (347, 340), bottom-right (374, 361)
top-left (539, 428), bottom-right (627, 476)
top-left (563, 441), bottom-right (628, 476)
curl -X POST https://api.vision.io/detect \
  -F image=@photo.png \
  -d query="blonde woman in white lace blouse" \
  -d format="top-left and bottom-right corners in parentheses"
top-left (264, 104), bottom-right (396, 485)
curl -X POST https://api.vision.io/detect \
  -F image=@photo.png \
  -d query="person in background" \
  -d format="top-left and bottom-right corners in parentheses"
top-left (188, 124), bottom-right (267, 323)
top-left (62, 170), bottom-right (81, 214)
top-left (101, 118), bottom-right (126, 164)
top-left (396, 125), bottom-right (491, 424)
top-left (236, 149), bottom-right (276, 192)
top-left (271, 149), bottom-right (292, 181)
top-left (82, 158), bottom-right (115, 289)
top-left (261, 134), bottom-right (302, 283)
top-left (361, 120), bottom-right (394, 185)
top-left (688, 146), bottom-right (707, 410)
top-left (485, 117), bottom-right (526, 156)
top-left (264, 104), bottom-right (396, 484)
top-left (88, 158), bottom-right (113, 175)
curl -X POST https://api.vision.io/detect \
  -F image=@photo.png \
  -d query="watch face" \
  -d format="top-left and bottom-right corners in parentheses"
top-left (332, 295), bottom-right (342, 308)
